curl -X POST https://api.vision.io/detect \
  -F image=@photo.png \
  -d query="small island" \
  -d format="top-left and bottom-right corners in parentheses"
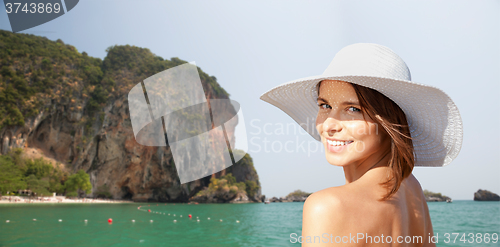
top-left (267, 190), bottom-right (311, 203)
top-left (474, 189), bottom-right (500, 201)
top-left (423, 190), bottom-right (451, 202)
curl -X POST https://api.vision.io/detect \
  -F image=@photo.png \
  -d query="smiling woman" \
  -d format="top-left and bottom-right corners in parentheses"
top-left (316, 80), bottom-right (414, 200)
top-left (260, 43), bottom-right (463, 246)
top-left (316, 80), bottom-right (393, 175)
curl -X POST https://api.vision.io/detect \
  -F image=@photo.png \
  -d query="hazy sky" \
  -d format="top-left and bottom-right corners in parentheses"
top-left (1, 0), bottom-right (498, 199)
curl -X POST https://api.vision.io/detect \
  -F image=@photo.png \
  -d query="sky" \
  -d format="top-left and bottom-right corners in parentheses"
top-left (0, 0), bottom-right (498, 200)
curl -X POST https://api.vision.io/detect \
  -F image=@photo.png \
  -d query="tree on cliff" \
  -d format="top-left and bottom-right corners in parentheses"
top-left (64, 169), bottom-right (92, 198)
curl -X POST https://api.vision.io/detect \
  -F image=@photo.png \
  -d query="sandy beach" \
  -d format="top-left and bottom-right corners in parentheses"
top-left (0, 196), bottom-right (133, 204)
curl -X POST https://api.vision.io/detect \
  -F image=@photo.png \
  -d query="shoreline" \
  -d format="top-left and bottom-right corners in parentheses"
top-left (0, 196), bottom-right (133, 204)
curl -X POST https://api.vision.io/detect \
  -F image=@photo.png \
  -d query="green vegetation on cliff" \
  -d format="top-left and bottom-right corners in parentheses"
top-left (0, 30), bottom-right (229, 133)
top-left (0, 30), bottom-right (102, 130)
top-left (207, 173), bottom-right (246, 195)
top-left (226, 149), bottom-right (261, 198)
top-left (193, 173), bottom-right (246, 202)
top-left (192, 150), bottom-right (262, 202)
top-left (0, 148), bottom-right (90, 197)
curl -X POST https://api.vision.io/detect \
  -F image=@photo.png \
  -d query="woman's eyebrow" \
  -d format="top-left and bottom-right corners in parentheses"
top-left (342, 101), bottom-right (360, 106)
top-left (317, 97), bottom-right (328, 103)
top-left (317, 97), bottom-right (359, 105)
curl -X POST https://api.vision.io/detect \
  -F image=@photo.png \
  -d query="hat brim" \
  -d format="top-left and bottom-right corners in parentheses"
top-left (260, 74), bottom-right (463, 167)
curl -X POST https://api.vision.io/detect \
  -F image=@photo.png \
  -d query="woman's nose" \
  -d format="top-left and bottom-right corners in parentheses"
top-left (322, 117), bottom-right (342, 135)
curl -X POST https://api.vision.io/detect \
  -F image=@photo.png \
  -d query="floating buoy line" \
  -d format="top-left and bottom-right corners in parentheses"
top-left (137, 205), bottom-right (241, 224)
top-left (3, 204), bottom-right (241, 225)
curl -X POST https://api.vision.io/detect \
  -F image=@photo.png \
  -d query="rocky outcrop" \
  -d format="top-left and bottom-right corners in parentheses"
top-left (286, 195), bottom-right (309, 202)
top-left (189, 169), bottom-right (263, 203)
top-left (225, 150), bottom-right (262, 202)
top-left (267, 190), bottom-right (311, 203)
top-left (190, 190), bottom-right (249, 204)
top-left (423, 190), bottom-right (451, 202)
top-left (268, 196), bottom-right (306, 203)
top-left (474, 189), bottom-right (500, 201)
top-left (269, 197), bottom-right (287, 203)
top-left (0, 31), bottom-right (262, 202)
top-left (425, 196), bottom-right (450, 202)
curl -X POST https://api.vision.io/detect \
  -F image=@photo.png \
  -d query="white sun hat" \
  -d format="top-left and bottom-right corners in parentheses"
top-left (259, 43), bottom-right (463, 167)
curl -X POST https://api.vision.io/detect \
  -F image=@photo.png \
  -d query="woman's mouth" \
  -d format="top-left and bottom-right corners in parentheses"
top-left (326, 140), bottom-right (353, 153)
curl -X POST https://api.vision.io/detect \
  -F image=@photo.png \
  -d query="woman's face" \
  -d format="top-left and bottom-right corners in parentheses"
top-left (315, 80), bottom-right (390, 167)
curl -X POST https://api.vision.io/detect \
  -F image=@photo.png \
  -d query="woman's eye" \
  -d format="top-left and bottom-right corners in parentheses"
top-left (318, 103), bottom-right (331, 109)
top-left (347, 106), bottom-right (361, 113)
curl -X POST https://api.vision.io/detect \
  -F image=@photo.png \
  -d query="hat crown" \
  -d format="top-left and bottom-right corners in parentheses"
top-left (323, 43), bottom-right (411, 81)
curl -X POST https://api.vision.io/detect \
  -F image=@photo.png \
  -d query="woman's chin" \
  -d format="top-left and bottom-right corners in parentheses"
top-left (325, 156), bottom-right (350, 167)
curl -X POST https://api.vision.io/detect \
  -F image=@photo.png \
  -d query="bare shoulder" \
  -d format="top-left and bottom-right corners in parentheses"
top-left (301, 175), bottom-right (435, 246)
top-left (302, 183), bottom-right (373, 219)
top-left (303, 188), bottom-right (342, 216)
top-left (303, 187), bottom-right (348, 218)
top-left (302, 186), bottom-right (353, 245)
top-left (402, 174), bottom-right (428, 201)
top-left (406, 173), bottom-right (423, 189)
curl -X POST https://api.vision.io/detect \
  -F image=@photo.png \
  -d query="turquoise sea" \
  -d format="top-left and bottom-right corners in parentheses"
top-left (0, 201), bottom-right (498, 246)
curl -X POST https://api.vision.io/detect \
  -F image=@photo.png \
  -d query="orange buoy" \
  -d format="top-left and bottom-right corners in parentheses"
top-left (108, 218), bottom-right (113, 223)
top-left (188, 214), bottom-right (192, 218)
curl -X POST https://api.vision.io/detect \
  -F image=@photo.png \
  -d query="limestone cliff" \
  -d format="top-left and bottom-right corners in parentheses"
top-left (0, 30), bottom-right (261, 202)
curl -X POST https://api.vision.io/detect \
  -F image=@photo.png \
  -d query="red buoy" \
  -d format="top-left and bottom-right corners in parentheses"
top-left (108, 218), bottom-right (113, 223)
top-left (188, 214), bottom-right (192, 218)
top-left (148, 209), bottom-right (151, 212)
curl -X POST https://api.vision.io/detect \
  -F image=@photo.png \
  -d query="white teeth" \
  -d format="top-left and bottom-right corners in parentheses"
top-left (327, 140), bottom-right (351, 146)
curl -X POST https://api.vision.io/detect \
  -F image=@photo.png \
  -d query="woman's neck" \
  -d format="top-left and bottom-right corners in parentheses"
top-left (342, 149), bottom-right (391, 184)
